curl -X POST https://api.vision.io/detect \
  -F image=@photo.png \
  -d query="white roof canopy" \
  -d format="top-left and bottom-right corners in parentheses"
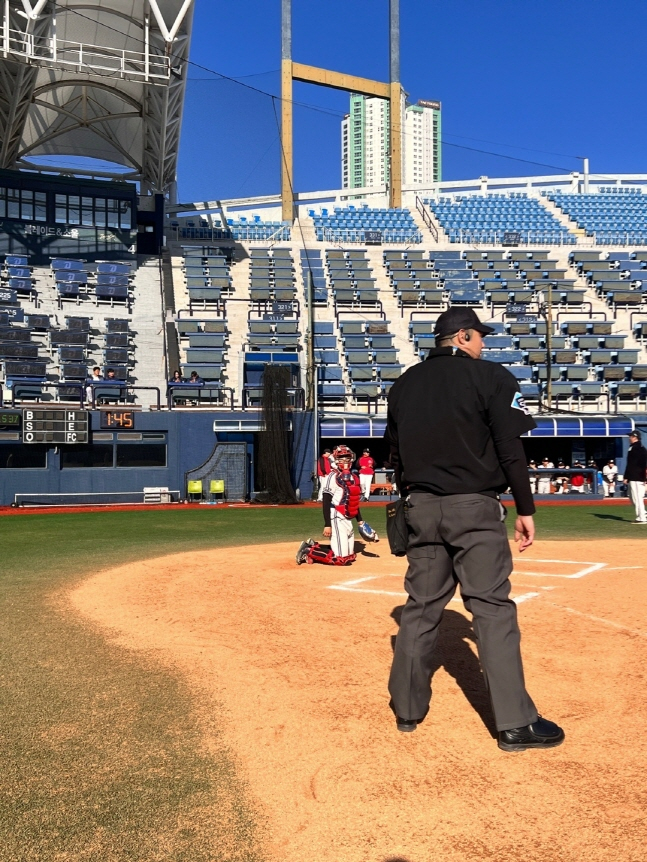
top-left (0, 1), bottom-right (195, 194)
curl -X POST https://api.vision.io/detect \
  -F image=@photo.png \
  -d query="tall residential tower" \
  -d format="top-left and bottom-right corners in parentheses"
top-left (341, 95), bottom-right (441, 190)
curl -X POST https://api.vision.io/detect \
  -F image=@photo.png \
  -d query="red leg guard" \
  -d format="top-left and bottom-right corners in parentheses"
top-left (305, 544), bottom-right (356, 566)
top-left (333, 554), bottom-right (356, 566)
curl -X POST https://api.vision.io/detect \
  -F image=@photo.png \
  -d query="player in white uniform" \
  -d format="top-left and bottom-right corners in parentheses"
top-left (296, 445), bottom-right (378, 566)
top-left (602, 459), bottom-right (618, 497)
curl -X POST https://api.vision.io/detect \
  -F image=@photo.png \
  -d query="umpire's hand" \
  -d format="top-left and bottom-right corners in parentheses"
top-left (514, 515), bottom-right (535, 552)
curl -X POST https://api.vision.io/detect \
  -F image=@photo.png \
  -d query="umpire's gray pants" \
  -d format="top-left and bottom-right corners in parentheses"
top-left (388, 492), bottom-right (538, 732)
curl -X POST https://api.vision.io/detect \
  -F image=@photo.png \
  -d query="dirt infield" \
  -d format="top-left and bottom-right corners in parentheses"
top-left (70, 539), bottom-right (647, 862)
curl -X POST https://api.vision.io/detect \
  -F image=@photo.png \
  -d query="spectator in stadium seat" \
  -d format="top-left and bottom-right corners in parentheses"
top-left (189, 370), bottom-right (203, 384)
top-left (571, 461), bottom-right (585, 493)
top-left (86, 366), bottom-right (102, 403)
top-left (170, 369), bottom-right (183, 384)
top-left (106, 368), bottom-right (117, 381)
top-left (317, 448), bottom-right (333, 501)
top-left (537, 457), bottom-right (553, 494)
top-left (602, 459), bottom-right (618, 497)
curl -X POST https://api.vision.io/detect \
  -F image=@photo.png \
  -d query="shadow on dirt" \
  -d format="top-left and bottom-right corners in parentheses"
top-left (390, 606), bottom-right (497, 738)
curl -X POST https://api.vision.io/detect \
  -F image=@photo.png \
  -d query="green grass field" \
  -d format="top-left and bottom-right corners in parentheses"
top-left (0, 503), bottom-right (642, 861)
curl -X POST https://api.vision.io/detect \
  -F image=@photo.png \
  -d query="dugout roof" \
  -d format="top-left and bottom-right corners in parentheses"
top-left (0, 1), bottom-right (195, 194)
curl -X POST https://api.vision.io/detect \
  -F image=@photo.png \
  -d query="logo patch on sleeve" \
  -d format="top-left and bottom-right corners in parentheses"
top-left (511, 391), bottom-right (530, 415)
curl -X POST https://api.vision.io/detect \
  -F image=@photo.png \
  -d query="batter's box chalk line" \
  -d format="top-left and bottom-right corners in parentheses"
top-left (511, 559), bottom-right (609, 579)
top-left (327, 574), bottom-right (540, 605)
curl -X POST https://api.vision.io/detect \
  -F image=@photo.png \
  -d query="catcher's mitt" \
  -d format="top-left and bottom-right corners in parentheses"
top-left (358, 520), bottom-right (379, 542)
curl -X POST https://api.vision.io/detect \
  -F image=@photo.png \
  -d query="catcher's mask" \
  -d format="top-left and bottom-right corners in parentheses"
top-left (333, 444), bottom-right (355, 470)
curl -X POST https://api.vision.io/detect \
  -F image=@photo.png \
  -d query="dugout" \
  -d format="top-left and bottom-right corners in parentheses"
top-left (319, 414), bottom-right (643, 496)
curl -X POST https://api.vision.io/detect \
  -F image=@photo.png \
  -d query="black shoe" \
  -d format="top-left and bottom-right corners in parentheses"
top-left (396, 716), bottom-right (419, 733)
top-left (296, 538), bottom-right (314, 565)
top-left (498, 716), bottom-right (565, 752)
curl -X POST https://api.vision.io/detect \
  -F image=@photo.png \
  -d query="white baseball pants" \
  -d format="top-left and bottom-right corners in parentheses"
top-left (330, 512), bottom-right (355, 557)
top-left (360, 473), bottom-right (373, 500)
top-left (629, 481), bottom-right (646, 522)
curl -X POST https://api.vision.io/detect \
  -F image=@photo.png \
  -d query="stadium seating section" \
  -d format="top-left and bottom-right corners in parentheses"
top-left (4, 193), bottom-right (647, 414)
top-left (313, 205), bottom-right (422, 243)
top-left (548, 189), bottom-right (647, 244)
top-left (427, 193), bottom-right (576, 244)
top-left (0, 251), bottom-right (138, 404)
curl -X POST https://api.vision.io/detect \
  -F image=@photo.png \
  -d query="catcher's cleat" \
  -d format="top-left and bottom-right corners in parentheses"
top-left (296, 538), bottom-right (314, 565)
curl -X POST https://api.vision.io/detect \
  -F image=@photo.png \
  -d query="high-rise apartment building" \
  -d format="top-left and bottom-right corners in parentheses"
top-left (341, 95), bottom-right (441, 189)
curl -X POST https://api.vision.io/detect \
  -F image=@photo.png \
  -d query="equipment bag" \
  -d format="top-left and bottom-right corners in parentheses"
top-left (385, 499), bottom-right (408, 557)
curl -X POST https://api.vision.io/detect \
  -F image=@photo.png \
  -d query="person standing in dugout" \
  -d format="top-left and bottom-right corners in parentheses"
top-left (358, 448), bottom-right (376, 501)
top-left (386, 307), bottom-right (565, 752)
top-left (316, 448), bottom-right (334, 502)
top-left (625, 430), bottom-right (647, 524)
top-left (296, 445), bottom-right (379, 566)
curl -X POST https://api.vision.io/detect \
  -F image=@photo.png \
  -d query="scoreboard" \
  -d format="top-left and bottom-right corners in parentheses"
top-left (22, 409), bottom-right (89, 444)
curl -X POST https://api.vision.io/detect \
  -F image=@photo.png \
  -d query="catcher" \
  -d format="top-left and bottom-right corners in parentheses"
top-left (296, 444), bottom-right (379, 565)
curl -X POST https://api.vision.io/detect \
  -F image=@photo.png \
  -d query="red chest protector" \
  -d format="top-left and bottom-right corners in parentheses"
top-left (334, 470), bottom-right (362, 518)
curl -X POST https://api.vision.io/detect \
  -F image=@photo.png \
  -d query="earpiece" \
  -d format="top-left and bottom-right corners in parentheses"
top-left (464, 331), bottom-right (471, 342)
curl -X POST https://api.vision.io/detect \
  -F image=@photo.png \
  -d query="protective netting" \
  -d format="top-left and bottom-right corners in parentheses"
top-left (255, 365), bottom-right (300, 505)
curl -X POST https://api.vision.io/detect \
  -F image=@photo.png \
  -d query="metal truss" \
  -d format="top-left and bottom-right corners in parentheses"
top-left (142, 26), bottom-right (191, 195)
top-left (0, 1), bottom-right (53, 167)
top-left (0, 1), bottom-right (195, 194)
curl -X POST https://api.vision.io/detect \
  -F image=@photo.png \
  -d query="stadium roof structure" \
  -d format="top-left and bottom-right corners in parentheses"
top-left (0, 0), bottom-right (194, 195)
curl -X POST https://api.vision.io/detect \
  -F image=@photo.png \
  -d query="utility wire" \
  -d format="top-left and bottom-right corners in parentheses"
top-left (59, 5), bottom-right (582, 173)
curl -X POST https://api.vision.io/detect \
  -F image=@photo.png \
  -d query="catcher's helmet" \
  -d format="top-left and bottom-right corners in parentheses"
top-left (332, 444), bottom-right (355, 463)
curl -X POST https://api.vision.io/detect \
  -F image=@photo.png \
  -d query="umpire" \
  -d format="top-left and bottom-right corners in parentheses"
top-left (386, 307), bottom-right (564, 752)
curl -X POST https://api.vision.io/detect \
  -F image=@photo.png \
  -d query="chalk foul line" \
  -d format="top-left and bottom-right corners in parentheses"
top-left (547, 603), bottom-right (647, 639)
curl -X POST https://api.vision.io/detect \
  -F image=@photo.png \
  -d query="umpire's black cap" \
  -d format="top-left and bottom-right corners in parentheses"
top-left (434, 307), bottom-right (496, 339)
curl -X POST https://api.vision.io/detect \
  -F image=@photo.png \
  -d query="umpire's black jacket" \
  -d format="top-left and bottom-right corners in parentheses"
top-left (386, 347), bottom-right (537, 515)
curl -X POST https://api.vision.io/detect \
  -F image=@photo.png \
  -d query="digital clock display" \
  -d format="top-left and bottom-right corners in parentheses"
top-left (0, 411), bottom-right (21, 428)
top-left (100, 410), bottom-right (135, 430)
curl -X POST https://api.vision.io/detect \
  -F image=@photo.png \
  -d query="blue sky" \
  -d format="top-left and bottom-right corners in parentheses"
top-left (177, 0), bottom-right (646, 202)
